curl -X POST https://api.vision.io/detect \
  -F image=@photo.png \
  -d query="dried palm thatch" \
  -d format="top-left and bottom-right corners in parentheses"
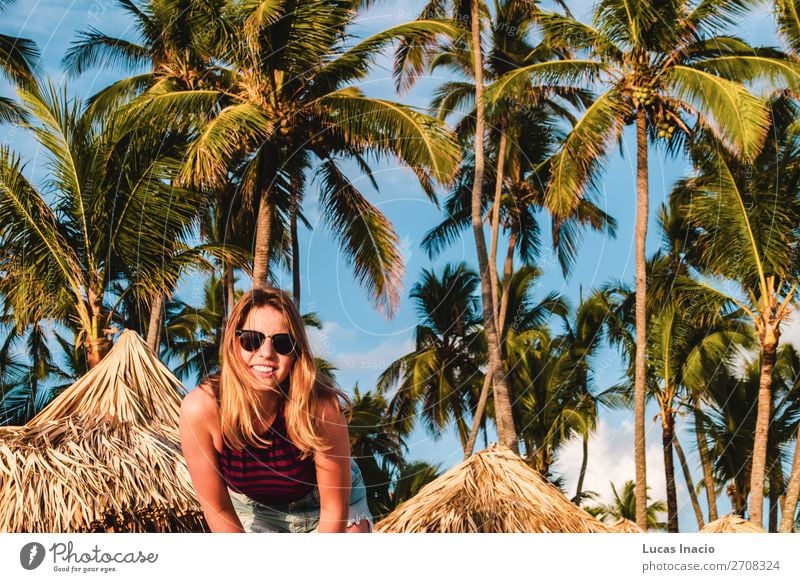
top-left (608, 517), bottom-right (645, 533)
top-left (700, 515), bottom-right (765, 533)
top-left (0, 331), bottom-right (205, 532)
top-left (375, 444), bottom-right (612, 533)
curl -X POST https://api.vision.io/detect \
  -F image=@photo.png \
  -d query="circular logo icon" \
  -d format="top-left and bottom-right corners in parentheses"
top-left (20, 542), bottom-right (46, 570)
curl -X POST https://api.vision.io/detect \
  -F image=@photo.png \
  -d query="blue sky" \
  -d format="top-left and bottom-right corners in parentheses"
top-left (1, 0), bottom-right (789, 530)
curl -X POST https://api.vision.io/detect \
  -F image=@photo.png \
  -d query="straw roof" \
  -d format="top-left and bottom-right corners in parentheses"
top-left (0, 331), bottom-right (205, 532)
top-left (375, 444), bottom-right (612, 533)
top-left (700, 515), bottom-right (765, 533)
top-left (608, 517), bottom-right (645, 533)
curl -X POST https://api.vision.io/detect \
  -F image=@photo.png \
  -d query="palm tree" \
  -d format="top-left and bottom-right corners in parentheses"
top-left (675, 96), bottom-right (800, 526)
top-left (558, 290), bottom-right (627, 504)
top-left (393, 0), bottom-right (527, 450)
top-left (128, 1), bottom-right (459, 315)
top-left (585, 480), bottom-right (666, 530)
top-left (487, 0), bottom-right (798, 527)
top-left (377, 263), bottom-right (486, 453)
top-left (772, 0), bottom-right (800, 534)
top-left (347, 386), bottom-right (407, 517)
top-left (161, 274), bottom-right (229, 381)
top-left (0, 83), bottom-right (203, 367)
top-left (420, 1), bottom-right (617, 454)
top-left (700, 348), bottom-right (800, 524)
top-left (63, 0), bottom-right (240, 344)
top-left (506, 327), bottom-right (590, 477)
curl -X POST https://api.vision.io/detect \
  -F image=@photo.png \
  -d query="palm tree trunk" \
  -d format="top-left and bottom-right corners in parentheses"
top-left (574, 435), bottom-right (589, 505)
top-left (464, 233), bottom-right (517, 458)
top-left (634, 107), bottom-right (650, 530)
top-left (673, 431), bottom-right (704, 530)
top-left (465, 372), bottom-right (492, 459)
top-left (290, 188), bottom-right (301, 305)
top-left (86, 289), bottom-right (110, 368)
top-left (779, 423), bottom-right (800, 532)
top-left (488, 129), bottom-right (507, 317)
top-left (222, 263), bottom-right (235, 319)
top-left (694, 406), bottom-right (718, 521)
top-left (146, 292), bottom-right (165, 352)
top-left (769, 466), bottom-right (780, 532)
top-left (662, 411), bottom-right (679, 532)
top-left (469, 0), bottom-right (517, 454)
top-left (251, 190), bottom-right (273, 289)
top-left (749, 324), bottom-right (778, 526)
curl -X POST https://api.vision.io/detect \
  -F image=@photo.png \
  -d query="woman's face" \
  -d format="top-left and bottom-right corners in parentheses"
top-left (237, 305), bottom-right (296, 390)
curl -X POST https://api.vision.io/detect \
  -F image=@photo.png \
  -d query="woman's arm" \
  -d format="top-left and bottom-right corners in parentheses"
top-left (179, 389), bottom-right (245, 533)
top-left (313, 398), bottom-right (352, 533)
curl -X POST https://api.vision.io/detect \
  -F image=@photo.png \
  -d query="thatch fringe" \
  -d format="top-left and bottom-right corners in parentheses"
top-left (700, 515), bottom-right (765, 533)
top-left (376, 444), bottom-right (612, 533)
top-left (608, 517), bottom-right (645, 533)
top-left (0, 331), bottom-right (205, 532)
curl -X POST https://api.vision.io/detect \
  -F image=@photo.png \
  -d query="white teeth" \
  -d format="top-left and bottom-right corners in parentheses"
top-left (253, 365), bottom-right (274, 372)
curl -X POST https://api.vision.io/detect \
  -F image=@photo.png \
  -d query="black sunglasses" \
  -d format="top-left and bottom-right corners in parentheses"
top-left (235, 330), bottom-right (296, 355)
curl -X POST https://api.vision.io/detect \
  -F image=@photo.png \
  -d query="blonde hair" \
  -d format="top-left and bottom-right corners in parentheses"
top-left (215, 287), bottom-right (347, 455)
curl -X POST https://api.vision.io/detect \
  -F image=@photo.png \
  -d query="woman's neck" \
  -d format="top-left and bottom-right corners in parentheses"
top-left (253, 388), bottom-right (281, 420)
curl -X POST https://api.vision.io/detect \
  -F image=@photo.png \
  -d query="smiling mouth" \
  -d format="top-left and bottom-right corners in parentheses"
top-left (252, 365), bottom-right (275, 374)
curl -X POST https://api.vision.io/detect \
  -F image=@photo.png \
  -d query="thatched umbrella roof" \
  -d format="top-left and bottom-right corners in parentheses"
top-left (608, 517), bottom-right (645, 533)
top-left (375, 444), bottom-right (612, 532)
top-left (700, 515), bottom-right (765, 533)
top-left (0, 331), bottom-right (205, 532)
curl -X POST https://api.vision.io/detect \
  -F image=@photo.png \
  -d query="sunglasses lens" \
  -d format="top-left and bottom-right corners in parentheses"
top-left (238, 331), bottom-right (265, 352)
top-left (272, 334), bottom-right (295, 355)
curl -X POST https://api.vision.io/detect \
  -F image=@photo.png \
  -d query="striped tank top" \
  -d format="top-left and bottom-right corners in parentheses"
top-left (219, 402), bottom-right (317, 505)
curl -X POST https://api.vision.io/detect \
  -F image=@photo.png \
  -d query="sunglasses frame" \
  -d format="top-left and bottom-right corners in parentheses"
top-left (235, 329), bottom-right (297, 356)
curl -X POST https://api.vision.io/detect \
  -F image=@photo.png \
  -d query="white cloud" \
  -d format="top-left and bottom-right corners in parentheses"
top-left (554, 415), bottom-right (667, 508)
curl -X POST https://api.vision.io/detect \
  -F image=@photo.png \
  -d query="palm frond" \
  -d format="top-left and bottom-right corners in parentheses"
top-left (663, 65), bottom-right (769, 161)
top-left (317, 160), bottom-right (404, 317)
top-left (319, 89), bottom-right (459, 186)
top-left (62, 28), bottom-right (150, 76)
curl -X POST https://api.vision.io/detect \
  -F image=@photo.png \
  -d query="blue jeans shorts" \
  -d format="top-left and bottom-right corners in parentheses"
top-left (237, 459), bottom-right (373, 533)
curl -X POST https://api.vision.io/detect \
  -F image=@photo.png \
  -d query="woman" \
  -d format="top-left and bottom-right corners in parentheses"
top-left (179, 288), bottom-right (372, 532)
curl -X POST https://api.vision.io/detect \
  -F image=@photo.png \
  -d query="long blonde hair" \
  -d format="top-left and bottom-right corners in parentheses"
top-left (216, 287), bottom-right (347, 455)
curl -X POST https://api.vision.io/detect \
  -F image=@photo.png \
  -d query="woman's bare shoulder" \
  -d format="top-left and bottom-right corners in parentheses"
top-left (181, 382), bottom-right (219, 422)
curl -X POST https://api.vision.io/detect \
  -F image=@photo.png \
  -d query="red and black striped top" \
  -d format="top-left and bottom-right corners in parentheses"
top-left (219, 402), bottom-right (317, 505)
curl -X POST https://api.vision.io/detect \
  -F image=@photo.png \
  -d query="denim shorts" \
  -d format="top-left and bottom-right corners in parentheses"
top-left (234, 459), bottom-right (373, 533)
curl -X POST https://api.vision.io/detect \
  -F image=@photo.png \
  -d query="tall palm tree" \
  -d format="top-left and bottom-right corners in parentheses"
top-left (377, 263), bottom-right (486, 453)
top-left (129, 1), bottom-right (460, 315)
top-left (63, 0), bottom-right (239, 344)
top-left (0, 83), bottom-right (202, 367)
top-left (675, 96), bottom-right (800, 526)
top-left (488, 0), bottom-right (798, 527)
top-left (700, 348), bottom-right (800, 523)
top-left (393, 0), bottom-right (524, 450)
top-left (420, 0), bottom-right (617, 453)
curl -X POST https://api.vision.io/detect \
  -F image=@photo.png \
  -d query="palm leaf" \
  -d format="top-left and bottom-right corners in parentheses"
top-left (663, 65), bottom-right (769, 160)
top-left (62, 28), bottom-right (150, 76)
top-left (318, 89), bottom-right (459, 186)
top-left (543, 88), bottom-right (629, 219)
top-left (317, 160), bottom-right (404, 317)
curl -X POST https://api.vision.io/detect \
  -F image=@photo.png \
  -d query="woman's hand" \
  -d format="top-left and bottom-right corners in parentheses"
top-left (313, 398), bottom-right (352, 533)
top-left (179, 387), bottom-right (245, 533)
